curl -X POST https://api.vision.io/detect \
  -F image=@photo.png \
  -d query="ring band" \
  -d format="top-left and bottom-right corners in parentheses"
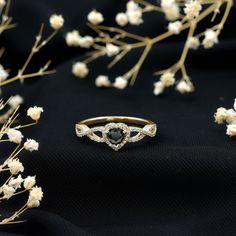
top-left (75, 116), bottom-right (157, 151)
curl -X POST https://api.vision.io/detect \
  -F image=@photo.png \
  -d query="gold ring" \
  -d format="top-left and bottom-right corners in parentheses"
top-left (75, 116), bottom-right (157, 151)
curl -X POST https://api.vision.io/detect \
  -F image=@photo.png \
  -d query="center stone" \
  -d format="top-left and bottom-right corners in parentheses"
top-left (107, 128), bottom-right (125, 145)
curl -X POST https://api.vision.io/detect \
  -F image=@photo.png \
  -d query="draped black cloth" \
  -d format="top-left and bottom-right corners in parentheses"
top-left (1, 0), bottom-right (236, 235)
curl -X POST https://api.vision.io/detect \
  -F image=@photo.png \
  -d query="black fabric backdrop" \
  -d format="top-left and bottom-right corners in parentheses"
top-left (1, 0), bottom-right (236, 235)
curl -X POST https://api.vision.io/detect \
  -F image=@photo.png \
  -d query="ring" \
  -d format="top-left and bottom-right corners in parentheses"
top-left (75, 116), bottom-right (157, 151)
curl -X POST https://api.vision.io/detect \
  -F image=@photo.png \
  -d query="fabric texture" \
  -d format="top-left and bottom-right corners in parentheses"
top-left (1, 0), bottom-right (236, 235)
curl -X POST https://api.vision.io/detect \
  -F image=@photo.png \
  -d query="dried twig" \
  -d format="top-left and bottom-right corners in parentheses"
top-left (0, 98), bottom-right (44, 225)
top-left (66, 0), bottom-right (232, 94)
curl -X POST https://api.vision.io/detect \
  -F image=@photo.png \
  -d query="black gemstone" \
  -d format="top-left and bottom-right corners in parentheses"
top-left (107, 128), bottom-right (124, 145)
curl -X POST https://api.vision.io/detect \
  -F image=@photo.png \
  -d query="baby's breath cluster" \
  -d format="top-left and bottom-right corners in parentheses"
top-left (214, 99), bottom-right (236, 137)
top-left (65, 0), bottom-right (232, 95)
top-left (0, 0), bottom-right (64, 95)
top-left (0, 98), bottom-right (44, 225)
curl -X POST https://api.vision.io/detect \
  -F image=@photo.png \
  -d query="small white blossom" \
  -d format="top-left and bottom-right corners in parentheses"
top-left (226, 124), bottom-right (236, 137)
top-left (153, 81), bottom-right (165, 96)
top-left (106, 43), bottom-right (120, 57)
top-left (176, 80), bottom-right (194, 94)
top-left (2, 14), bottom-right (8, 23)
top-left (161, 0), bottom-right (180, 21)
top-left (160, 72), bottom-right (175, 87)
top-left (127, 9), bottom-right (143, 25)
top-left (2, 185), bottom-right (15, 199)
top-left (27, 106), bottom-right (44, 121)
top-left (87, 10), bottom-right (104, 25)
top-left (8, 175), bottom-right (24, 189)
top-left (126, 1), bottom-right (143, 25)
top-left (164, 5), bottom-right (180, 21)
top-left (225, 109), bottom-right (236, 124)
top-left (116, 12), bottom-right (128, 26)
top-left (113, 76), bottom-right (128, 89)
top-left (8, 95), bottom-right (24, 109)
top-left (27, 186), bottom-right (43, 208)
top-left (49, 14), bottom-right (64, 30)
top-left (168, 21), bottom-right (182, 34)
top-left (186, 37), bottom-right (200, 50)
top-left (0, 64), bottom-right (9, 81)
top-left (65, 30), bottom-right (81, 47)
top-left (126, 1), bottom-right (140, 11)
top-left (0, 0), bottom-right (6, 8)
top-left (184, 0), bottom-right (202, 20)
top-left (8, 159), bottom-right (24, 175)
top-left (7, 128), bottom-right (23, 144)
top-left (72, 62), bottom-right (89, 78)
top-left (24, 176), bottom-right (36, 190)
top-left (79, 36), bottom-right (94, 48)
top-left (24, 139), bottom-right (39, 152)
top-left (95, 75), bottom-right (111, 87)
top-left (215, 99), bottom-right (236, 136)
top-left (161, 0), bottom-right (175, 8)
top-left (202, 29), bottom-right (218, 49)
top-left (214, 1), bottom-right (222, 14)
top-left (214, 107), bottom-right (227, 124)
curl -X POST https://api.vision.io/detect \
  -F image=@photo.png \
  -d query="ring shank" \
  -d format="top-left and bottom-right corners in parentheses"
top-left (79, 116), bottom-right (154, 126)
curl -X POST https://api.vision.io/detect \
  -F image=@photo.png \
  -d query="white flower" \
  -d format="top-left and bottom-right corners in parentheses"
top-left (176, 80), bottom-right (194, 94)
top-left (186, 37), bottom-right (200, 50)
top-left (153, 81), bottom-right (165, 96)
top-left (72, 62), bottom-right (89, 78)
top-left (8, 175), bottom-right (24, 189)
top-left (8, 95), bottom-right (24, 109)
top-left (2, 185), bottom-right (15, 199)
top-left (127, 10), bottom-right (143, 25)
top-left (24, 176), bottom-right (36, 190)
top-left (7, 128), bottom-right (23, 144)
top-left (225, 109), bottom-right (236, 124)
top-left (202, 29), bottom-right (218, 49)
top-left (106, 43), bottom-right (120, 57)
top-left (24, 139), bottom-right (39, 152)
top-left (79, 36), bottom-right (94, 48)
top-left (168, 21), bottom-right (182, 34)
top-left (126, 1), bottom-right (140, 11)
top-left (116, 12), bottom-right (128, 26)
top-left (163, 5), bottom-right (180, 21)
top-left (27, 106), bottom-right (44, 121)
top-left (87, 10), bottom-right (104, 25)
top-left (30, 187), bottom-right (43, 202)
top-left (49, 14), bottom-right (64, 30)
top-left (160, 72), bottom-right (175, 87)
top-left (95, 75), bottom-right (111, 87)
top-left (8, 159), bottom-right (24, 175)
top-left (161, 0), bottom-right (180, 21)
top-left (0, 64), bottom-right (9, 81)
top-left (126, 0), bottom-right (143, 25)
top-left (216, 99), bottom-right (236, 136)
top-left (113, 76), bottom-right (128, 89)
top-left (184, 0), bottom-right (202, 20)
top-left (127, 9), bottom-right (143, 25)
top-left (226, 123), bottom-right (236, 137)
top-left (0, 0), bottom-right (6, 8)
top-left (161, 0), bottom-right (175, 8)
top-left (214, 107), bottom-right (227, 124)
top-left (27, 186), bottom-right (43, 208)
top-left (65, 30), bottom-right (81, 47)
